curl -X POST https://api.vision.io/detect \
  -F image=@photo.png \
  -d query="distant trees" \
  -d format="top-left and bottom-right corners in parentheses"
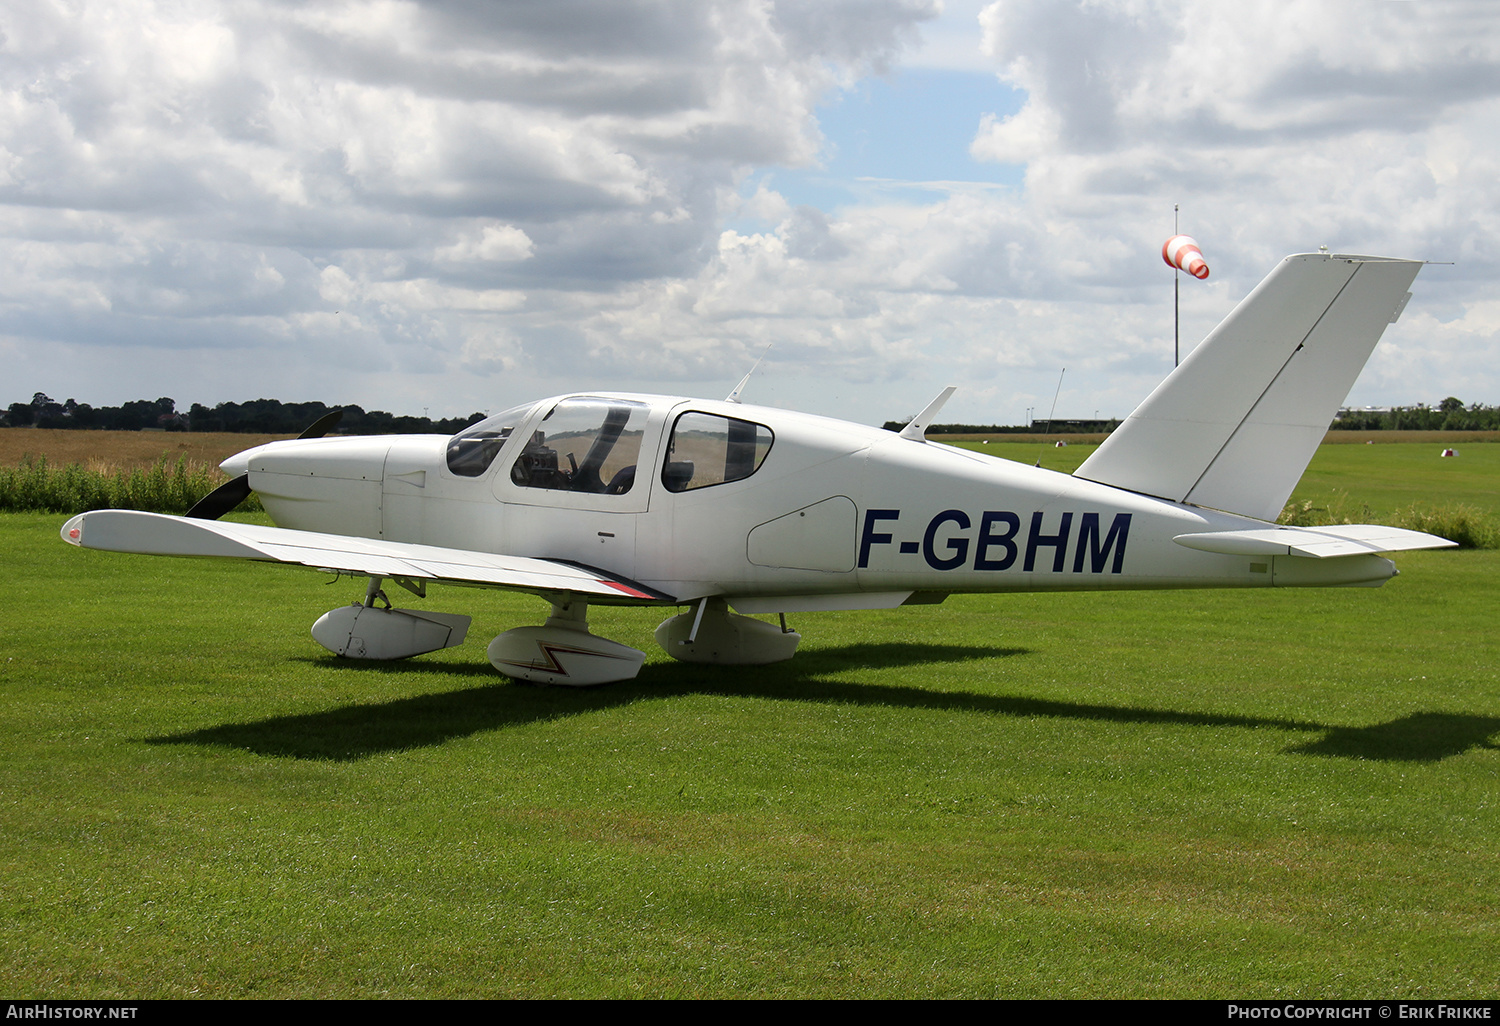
top-left (884, 420), bottom-right (1035, 434)
top-left (1331, 399), bottom-right (1500, 431)
top-left (2, 394), bottom-right (484, 435)
top-left (6, 393), bottom-right (64, 427)
top-left (182, 399), bottom-right (483, 435)
top-left (8, 390), bottom-right (1499, 435)
top-left (6, 395), bottom-right (182, 431)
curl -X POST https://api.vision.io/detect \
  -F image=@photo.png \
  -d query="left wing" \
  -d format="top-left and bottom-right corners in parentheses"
top-left (61, 510), bottom-right (675, 605)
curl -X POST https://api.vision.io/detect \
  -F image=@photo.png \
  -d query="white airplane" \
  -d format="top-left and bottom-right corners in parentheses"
top-left (62, 252), bottom-right (1454, 685)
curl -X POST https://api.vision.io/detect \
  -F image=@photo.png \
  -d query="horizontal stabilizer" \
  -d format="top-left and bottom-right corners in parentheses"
top-left (1076, 253), bottom-right (1422, 522)
top-left (61, 510), bottom-right (675, 604)
top-left (1174, 524), bottom-right (1456, 559)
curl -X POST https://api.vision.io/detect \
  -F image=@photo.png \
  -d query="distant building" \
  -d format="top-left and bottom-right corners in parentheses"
top-left (1028, 419), bottom-right (1120, 433)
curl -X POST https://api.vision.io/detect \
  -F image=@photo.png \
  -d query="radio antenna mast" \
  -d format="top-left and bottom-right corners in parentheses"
top-left (1035, 367), bottom-right (1066, 467)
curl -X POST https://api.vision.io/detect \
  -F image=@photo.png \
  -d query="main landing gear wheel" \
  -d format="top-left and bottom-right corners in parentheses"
top-left (311, 576), bottom-right (471, 660)
top-left (655, 597), bottom-right (800, 665)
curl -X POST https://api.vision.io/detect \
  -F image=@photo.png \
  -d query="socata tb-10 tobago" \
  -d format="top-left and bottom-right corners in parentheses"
top-left (64, 252), bottom-right (1452, 685)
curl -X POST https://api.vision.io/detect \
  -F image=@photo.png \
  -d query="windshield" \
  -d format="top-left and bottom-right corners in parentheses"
top-left (446, 402), bottom-right (536, 477)
top-left (510, 398), bottom-right (648, 495)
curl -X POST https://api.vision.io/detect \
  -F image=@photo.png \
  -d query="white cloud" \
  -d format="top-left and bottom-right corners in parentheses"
top-left (434, 224), bottom-right (535, 264)
top-left (2, 0), bottom-right (1498, 423)
top-left (459, 327), bottom-right (521, 376)
top-left (0, 0), bottom-right (941, 411)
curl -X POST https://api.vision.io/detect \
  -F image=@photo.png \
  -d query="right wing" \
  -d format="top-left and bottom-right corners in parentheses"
top-left (61, 510), bottom-right (675, 605)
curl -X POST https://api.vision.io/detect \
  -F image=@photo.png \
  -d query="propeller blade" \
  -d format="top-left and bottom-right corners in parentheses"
top-left (186, 474), bottom-right (252, 520)
top-left (297, 408), bottom-right (345, 439)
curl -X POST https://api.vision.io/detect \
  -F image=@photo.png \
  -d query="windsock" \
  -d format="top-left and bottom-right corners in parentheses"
top-left (1162, 235), bottom-right (1210, 279)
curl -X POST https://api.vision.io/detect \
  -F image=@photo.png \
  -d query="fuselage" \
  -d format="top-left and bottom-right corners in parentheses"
top-left (224, 392), bottom-right (1395, 608)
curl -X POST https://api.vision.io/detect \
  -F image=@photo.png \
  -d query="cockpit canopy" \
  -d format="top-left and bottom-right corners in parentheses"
top-left (445, 402), bottom-right (534, 478)
top-left (445, 396), bottom-right (774, 496)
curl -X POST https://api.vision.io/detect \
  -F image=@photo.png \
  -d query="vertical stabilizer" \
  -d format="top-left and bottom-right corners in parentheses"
top-left (1074, 253), bottom-right (1420, 522)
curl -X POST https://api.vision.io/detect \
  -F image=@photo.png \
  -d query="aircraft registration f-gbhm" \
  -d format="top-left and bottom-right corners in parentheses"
top-left (63, 252), bottom-right (1454, 685)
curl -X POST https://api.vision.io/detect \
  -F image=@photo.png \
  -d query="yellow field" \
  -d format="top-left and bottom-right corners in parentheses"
top-left (0, 428), bottom-right (293, 472)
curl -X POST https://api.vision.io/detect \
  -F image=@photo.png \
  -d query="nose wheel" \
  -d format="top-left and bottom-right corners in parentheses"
top-left (487, 600), bottom-right (647, 686)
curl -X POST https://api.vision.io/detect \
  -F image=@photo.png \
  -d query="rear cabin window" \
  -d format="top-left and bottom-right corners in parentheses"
top-left (662, 412), bottom-right (773, 492)
top-left (510, 398), bottom-right (648, 495)
top-left (446, 403), bottom-right (534, 478)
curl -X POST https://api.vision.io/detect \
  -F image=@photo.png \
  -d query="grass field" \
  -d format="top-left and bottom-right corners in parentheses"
top-left (2, 436), bottom-right (1498, 998)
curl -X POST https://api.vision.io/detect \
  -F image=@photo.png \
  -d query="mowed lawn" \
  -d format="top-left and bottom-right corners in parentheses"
top-left (1, 441), bottom-right (1498, 997)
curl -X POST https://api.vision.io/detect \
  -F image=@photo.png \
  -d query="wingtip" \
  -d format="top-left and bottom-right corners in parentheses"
top-left (61, 513), bottom-right (85, 546)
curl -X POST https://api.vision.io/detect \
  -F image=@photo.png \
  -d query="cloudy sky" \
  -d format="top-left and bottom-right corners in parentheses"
top-left (3, 0), bottom-right (1498, 426)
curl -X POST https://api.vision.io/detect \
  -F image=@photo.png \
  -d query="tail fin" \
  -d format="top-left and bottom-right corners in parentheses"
top-left (1074, 253), bottom-right (1421, 522)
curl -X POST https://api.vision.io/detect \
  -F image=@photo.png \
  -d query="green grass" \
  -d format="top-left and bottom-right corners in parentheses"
top-left (1288, 441), bottom-right (1500, 516)
top-left (3, 510), bottom-right (1498, 997)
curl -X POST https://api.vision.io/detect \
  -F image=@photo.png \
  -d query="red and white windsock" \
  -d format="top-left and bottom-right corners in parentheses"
top-left (1162, 235), bottom-right (1210, 279)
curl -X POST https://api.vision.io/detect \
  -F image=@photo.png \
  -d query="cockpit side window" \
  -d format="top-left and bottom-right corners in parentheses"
top-left (510, 398), bottom-right (649, 495)
top-left (446, 403), bottom-right (534, 478)
top-left (662, 412), bottom-right (773, 492)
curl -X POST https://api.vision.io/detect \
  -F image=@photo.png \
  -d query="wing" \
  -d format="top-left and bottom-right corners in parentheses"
top-left (61, 510), bottom-right (675, 605)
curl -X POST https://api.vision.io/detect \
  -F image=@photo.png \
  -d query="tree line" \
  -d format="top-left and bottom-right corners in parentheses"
top-left (888, 398), bottom-right (1499, 435)
top-left (8, 391), bottom-right (1499, 436)
top-left (4, 394), bottom-right (484, 435)
top-left (881, 419), bottom-right (1121, 435)
top-left (1329, 398), bottom-right (1500, 431)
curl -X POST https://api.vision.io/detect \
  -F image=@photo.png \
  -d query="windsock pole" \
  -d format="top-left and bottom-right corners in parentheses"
top-left (1162, 217), bottom-right (1210, 367)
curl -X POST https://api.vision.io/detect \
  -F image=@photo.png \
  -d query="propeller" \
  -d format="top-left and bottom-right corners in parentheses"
top-left (186, 408), bottom-right (344, 520)
top-left (295, 408), bottom-right (346, 441)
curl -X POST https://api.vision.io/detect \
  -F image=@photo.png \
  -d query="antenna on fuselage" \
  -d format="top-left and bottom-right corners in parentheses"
top-left (900, 386), bottom-right (958, 442)
top-left (725, 344), bottom-right (772, 404)
top-left (1034, 368), bottom-right (1065, 467)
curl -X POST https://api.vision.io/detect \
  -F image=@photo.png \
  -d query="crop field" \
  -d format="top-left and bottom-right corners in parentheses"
top-left (1, 439), bottom-right (1497, 998)
top-left (0, 428), bottom-right (292, 473)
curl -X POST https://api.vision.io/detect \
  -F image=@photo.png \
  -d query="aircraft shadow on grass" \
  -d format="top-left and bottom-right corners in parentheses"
top-left (146, 643), bottom-right (1500, 765)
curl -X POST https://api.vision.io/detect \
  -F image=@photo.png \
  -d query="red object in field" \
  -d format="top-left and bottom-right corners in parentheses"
top-left (1163, 235), bottom-right (1210, 279)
